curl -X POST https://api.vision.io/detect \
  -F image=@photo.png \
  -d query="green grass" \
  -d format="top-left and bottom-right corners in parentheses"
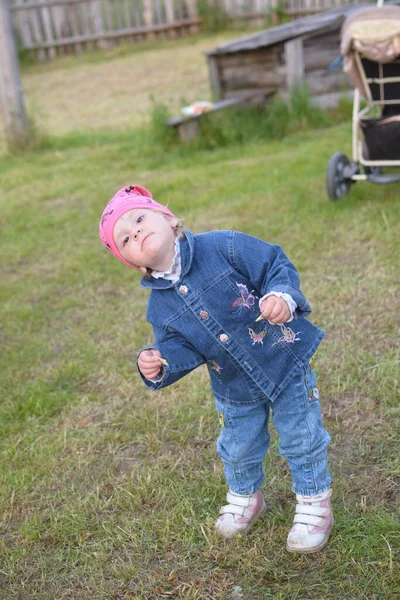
top-left (0, 35), bottom-right (399, 600)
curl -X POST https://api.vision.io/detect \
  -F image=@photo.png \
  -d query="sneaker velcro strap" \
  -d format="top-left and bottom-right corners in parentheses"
top-left (220, 504), bottom-right (248, 517)
top-left (226, 492), bottom-right (252, 506)
top-left (295, 504), bottom-right (327, 517)
top-left (293, 513), bottom-right (323, 527)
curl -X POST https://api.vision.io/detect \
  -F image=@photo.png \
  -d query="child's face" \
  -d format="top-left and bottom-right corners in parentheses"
top-left (113, 208), bottom-right (178, 271)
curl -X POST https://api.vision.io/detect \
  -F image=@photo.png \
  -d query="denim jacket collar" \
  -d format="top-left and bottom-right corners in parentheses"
top-left (140, 231), bottom-right (194, 290)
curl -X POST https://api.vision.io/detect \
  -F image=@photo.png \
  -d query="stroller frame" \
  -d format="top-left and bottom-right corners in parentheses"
top-left (326, 0), bottom-right (400, 200)
top-left (352, 52), bottom-right (400, 173)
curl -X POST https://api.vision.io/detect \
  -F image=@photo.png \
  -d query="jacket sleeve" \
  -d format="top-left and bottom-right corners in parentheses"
top-left (137, 323), bottom-right (206, 391)
top-left (230, 231), bottom-right (312, 318)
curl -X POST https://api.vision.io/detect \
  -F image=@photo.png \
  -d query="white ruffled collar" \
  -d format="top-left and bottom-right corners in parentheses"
top-left (151, 237), bottom-right (181, 282)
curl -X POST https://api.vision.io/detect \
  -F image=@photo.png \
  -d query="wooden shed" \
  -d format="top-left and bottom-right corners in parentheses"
top-left (206, 3), bottom-right (376, 107)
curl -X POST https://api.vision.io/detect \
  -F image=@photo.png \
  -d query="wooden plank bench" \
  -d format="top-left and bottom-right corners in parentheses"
top-left (166, 91), bottom-right (273, 142)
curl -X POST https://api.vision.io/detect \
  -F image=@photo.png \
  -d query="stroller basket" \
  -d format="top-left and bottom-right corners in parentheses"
top-left (360, 115), bottom-right (400, 160)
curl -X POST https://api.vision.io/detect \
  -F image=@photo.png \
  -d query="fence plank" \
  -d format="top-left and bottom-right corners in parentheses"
top-left (143, 0), bottom-right (155, 39)
top-left (68, 2), bottom-right (83, 52)
top-left (153, 0), bottom-right (161, 25)
top-left (115, 0), bottom-right (123, 31)
top-left (41, 4), bottom-right (56, 56)
top-left (90, 0), bottom-right (108, 48)
top-left (81, 0), bottom-right (94, 49)
top-left (164, 0), bottom-right (174, 23)
top-left (52, 4), bottom-right (67, 53)
top-left (15, 5), bottom-right (34, 48)
top-left (186, 0), bottom-right (199, 31)
top-left (132, 0), bottom-right (142, 28)
top-left (30, 7), bottom-right (46, 59)
top-left (123, 0), bottom-right (132, 28)
top-left (103, 0), bottom-right (113, 31)
top-left (143, 0), bottom-right (153, 27)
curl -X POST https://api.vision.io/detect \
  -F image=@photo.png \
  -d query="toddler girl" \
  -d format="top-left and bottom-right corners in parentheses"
top-left (99, 184), bottom-right (333, 553)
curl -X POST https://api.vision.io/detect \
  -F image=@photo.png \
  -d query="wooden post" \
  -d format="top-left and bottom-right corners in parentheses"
top-left (0, 0), bottom-right (29, 151)
top-left (207, 55), bottom-right (223, 101)
top-left (284, 37), bottom-right (305, 90)
top-left (177, 119), bottom-right (200, 142)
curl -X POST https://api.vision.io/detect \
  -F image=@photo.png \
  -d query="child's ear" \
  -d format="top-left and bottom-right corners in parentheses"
top-left (138, 266), bottom-right (147, 275)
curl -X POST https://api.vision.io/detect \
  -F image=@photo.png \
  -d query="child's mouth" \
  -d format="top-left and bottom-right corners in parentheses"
top-left (141, 233), bottom-right (153, 249)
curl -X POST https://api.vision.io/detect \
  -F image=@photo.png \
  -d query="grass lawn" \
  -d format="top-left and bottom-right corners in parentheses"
top-left (0, 32), bottom-right (399, 600)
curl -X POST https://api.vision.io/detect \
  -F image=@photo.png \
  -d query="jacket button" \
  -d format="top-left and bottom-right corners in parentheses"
top-left (179, 285), bottom-right (188, 295)
top-left (200, 310), bottom-right (208, 319)
top-left (219, 334), bottom-right (229, 343)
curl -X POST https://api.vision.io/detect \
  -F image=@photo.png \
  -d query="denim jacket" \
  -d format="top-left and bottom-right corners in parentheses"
top-left (138, 230), bottom-right (324, 404)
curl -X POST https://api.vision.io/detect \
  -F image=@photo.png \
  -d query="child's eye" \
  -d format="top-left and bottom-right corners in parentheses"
top-left (122, 236), bottom-right (129, 247)
top-left (136, 215), bottom-right (144, 224)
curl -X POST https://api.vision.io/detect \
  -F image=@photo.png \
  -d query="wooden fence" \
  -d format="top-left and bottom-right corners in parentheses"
top-left (11, 0), bottom-right (200, 58)
top-left (207, 0), bottom-right (362, 22)
top-left (10, 0), bottom-right (361, 59)
top-left (284, 0), bottom-right (362, 16)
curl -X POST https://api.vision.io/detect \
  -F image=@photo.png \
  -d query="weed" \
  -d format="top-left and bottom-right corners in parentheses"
top-left (146, 84), bottom-right (348, 152)
top-left (197, 0), bottom-right (229, 32)
top-left (148, 95), bottom-right (177, 148)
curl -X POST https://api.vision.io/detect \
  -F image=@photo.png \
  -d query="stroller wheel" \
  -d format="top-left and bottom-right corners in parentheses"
top-left (326, 152), bottom-right (352, 200)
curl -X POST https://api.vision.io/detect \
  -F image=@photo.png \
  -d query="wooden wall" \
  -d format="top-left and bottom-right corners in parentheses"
top-left (303, 28), bottom-right (350, 105)
top-left (208, 24), bottom-right (351, 106)
top-left (217, 46), bottom-right (285, 100)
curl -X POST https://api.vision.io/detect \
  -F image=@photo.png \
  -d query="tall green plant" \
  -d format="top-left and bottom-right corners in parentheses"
top-left (197, 0), bottom-right (229, 32)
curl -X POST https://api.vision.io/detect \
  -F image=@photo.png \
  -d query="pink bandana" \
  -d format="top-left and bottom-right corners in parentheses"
top-left (99, 184), bottom-right (176, 269)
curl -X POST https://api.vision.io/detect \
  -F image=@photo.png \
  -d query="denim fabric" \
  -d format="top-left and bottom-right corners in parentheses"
top-left (139, 230), bottom-right (325, 403)
top-left (215, 363), bottom-right (331, 496)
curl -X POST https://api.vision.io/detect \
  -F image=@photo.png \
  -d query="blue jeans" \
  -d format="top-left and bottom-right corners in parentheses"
top-left (215, 363), bottom-right (331, 496)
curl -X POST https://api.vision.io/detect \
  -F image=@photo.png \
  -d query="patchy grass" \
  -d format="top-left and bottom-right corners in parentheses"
top-left (0, 36), bottom-right (399, 600)
top-left (0, 31), bottom-right (242, 156)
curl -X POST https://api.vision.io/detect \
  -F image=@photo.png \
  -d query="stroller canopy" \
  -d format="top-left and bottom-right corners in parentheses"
top-left (341, 6), bottom-right (400, 95)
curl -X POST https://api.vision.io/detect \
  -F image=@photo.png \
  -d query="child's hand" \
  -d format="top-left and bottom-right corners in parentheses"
top-left (260, 296), bottom-right (291, 324)
top-left (138, 349), bottom-right (163, 380)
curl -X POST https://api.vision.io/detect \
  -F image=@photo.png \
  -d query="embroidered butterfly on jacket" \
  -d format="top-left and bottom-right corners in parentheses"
top-left (248, 327), bottom-right (268, 345)
top-left (231, 283), bottom-right (258, 313)
top-left (272, 325), bottom-right (301, 346)
top-left (209, 360), bottom-right (223, 373)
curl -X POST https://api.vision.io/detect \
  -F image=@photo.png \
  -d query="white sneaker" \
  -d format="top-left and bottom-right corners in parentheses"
top-left (215, 489), bottom-right (267, 539)
top-left (286, 488), bottom-right (333, 553)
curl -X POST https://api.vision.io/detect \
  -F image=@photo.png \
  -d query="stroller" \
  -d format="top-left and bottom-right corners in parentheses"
top-left (326, 1), bottom-right (400, 200)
